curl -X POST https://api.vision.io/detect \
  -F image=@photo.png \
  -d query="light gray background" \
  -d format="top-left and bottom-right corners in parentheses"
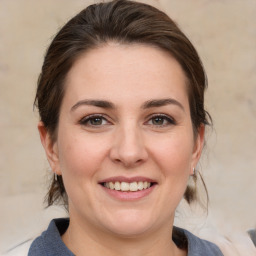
top-left (0, 0), bottom-right (255, 252)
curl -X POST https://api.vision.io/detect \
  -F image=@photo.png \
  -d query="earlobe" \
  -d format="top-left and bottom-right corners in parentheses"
top-left (190, 124), bottom-right (205, 175)
top-left (38, 121), bottom-right (61, 175)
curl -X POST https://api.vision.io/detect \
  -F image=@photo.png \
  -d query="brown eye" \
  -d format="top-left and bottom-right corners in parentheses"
top-left (89, 117), bottom-right (103, 125)
top-left (79, 115), bottom-right (109, 127)
top-left (147, 114), bottom-right (176, 127)
top-left (152, 116), bottom-right (165, 125)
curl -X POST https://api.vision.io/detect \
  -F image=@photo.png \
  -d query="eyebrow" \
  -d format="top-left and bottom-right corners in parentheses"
top-left (71, 99), bottom-right (115, 112)
top-left (70, 98), bottom-right (184, 112)
top-left (142, 98), bottom-right (184, 111)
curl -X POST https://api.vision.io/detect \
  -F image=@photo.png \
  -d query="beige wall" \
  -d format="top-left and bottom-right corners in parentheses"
top-left (0, 0), bottom-right (255, 252)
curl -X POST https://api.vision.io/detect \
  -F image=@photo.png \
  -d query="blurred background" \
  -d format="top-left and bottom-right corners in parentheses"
top-left (0, 0), bottom-right (255, 253)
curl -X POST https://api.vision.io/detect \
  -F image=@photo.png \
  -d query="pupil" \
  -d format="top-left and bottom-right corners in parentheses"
top-left (153, 117), bottom-right (163, 125)
top-left (91, 118), bottom-right (102, 125)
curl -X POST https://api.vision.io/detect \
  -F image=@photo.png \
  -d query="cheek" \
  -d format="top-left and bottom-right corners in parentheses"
top-left (151, 133), bottom-right (194, 175)
top-left (57, 131), bottom-right (110, 178)
top-left (56, 133), bottom-right (102, 206)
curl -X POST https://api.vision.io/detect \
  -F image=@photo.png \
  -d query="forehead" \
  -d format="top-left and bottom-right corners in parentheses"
top-left (64, 43), bottom-right (188, 108)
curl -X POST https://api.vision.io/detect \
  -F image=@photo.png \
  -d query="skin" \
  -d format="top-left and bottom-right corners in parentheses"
top-left (39, 43), bottom-right (204, 256)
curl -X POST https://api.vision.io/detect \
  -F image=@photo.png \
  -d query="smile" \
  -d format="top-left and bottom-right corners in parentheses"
top-left (103, 181), bottom-right (152, 192)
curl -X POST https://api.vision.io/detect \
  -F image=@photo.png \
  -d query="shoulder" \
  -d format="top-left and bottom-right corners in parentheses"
top-left (174, 226), bottom-right (224, 256)
top-left (28, 218), bottom-right (74, 256)
top-left (184, 229), bottom-right (224, 256)
top-left (28, 235), bottom-right (47, 256)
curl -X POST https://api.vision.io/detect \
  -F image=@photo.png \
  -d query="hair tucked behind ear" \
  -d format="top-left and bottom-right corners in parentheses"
top-left (184, 170), bottom-right (209, 208)
top-left (46, 175), bottom-right (68, 210)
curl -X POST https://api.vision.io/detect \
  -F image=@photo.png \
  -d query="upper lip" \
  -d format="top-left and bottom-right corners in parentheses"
top-left (98, 176), bottom-right (157, 184)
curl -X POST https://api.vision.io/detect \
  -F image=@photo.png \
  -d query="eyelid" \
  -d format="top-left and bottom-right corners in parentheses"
top-left (79, 114), bottom-right (112, 126)
top-left (78, 113), bottom-right (175, 127)
top-left (145, 113), bottom-right (176, 126)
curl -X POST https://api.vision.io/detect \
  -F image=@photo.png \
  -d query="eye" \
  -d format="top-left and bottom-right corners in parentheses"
top-left (146, 114), bottom-right (176, 127)
top-left (79, 114), bottom-right (110, 127)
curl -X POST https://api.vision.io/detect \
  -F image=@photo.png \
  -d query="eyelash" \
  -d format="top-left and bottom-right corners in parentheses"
top-left (79, 114), bottom-right (110, 127)
top-left (145, 114), bottom-right (176, 127)
top-left (79, 114), bottom-right (176, 128)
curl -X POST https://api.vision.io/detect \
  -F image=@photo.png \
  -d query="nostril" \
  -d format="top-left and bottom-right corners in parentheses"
top-left (112, 158), bottom-right (122, 164)
top-left (111, 154), bottom-right (145, 167)
top-left (109, 133), bottom-right (148, 166)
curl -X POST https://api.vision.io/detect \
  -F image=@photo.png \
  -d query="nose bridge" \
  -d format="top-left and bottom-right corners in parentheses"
top-left (110, 121), bottom-right (148, 167)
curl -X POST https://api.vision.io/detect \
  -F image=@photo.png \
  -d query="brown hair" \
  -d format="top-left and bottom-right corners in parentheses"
top-left (34, 0), bottom-right (211, 209)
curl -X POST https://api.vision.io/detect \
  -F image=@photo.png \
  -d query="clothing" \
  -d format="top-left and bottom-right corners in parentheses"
top-left (248, 228), bottom-right (256, 246)
top-left (28, 218), bottom-right (223, 256)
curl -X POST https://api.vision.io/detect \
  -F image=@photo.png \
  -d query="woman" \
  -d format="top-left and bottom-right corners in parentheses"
top-left (29, 0), bottom-right (223, 255)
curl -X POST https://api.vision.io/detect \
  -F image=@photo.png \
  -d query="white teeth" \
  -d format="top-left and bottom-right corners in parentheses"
top-left (121, 182), bottom-right (130, 191)
top-left (129, 182), bottom-right (138, 192)
top-left (114, 181), bottom-right (121, 190)
top-left (109, 182), bottom-right (115, 190)
top-left (138, 181), bottom-right (144, 190)
top-left (103, 181), bottom-right (152, 192)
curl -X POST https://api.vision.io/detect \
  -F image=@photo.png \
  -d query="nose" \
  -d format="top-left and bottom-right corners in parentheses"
top-left (109, 125), bottom-right (148, 168)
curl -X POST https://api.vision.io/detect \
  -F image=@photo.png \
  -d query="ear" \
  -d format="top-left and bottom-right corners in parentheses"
top-left (190, 124), bottom-right (205, 175)
top-left (38, 121), bottom-right (61, 175)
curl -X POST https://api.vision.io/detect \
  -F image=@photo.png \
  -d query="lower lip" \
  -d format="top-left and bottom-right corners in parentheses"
top-left (100, 184), bottom-right (156, 201)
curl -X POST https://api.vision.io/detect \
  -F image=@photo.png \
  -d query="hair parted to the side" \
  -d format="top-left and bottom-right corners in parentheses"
top-left (34, 0), bottom-right (211, 210)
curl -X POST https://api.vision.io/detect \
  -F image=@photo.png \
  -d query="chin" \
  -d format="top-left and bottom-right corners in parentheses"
top-left (102, 211), bottom-right (157, 237)
top-left (106, 224), bottom-right (153, 238)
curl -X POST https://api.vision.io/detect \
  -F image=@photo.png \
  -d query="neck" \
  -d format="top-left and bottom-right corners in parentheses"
top-left (62, 216), bottom-right (186, 256)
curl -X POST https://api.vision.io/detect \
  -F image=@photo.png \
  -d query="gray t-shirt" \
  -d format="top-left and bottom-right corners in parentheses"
top-left (28, 218), bottom-right (223, 256)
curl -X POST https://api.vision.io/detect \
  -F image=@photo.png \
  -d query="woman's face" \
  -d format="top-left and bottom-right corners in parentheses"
top-left (40, 43), bottom-right (204, 237)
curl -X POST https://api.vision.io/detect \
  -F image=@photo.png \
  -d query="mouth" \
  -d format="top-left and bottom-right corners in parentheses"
top-left (98, 176), bottom-right (157, 200)
top-left (100, 181), bottom-right (156, 192)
